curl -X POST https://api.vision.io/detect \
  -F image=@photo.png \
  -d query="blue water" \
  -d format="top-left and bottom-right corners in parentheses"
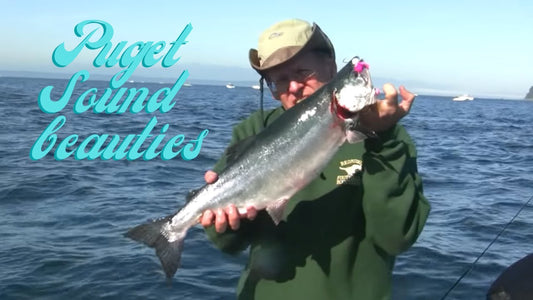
top-left (1, 76), bottom-right (532, 299)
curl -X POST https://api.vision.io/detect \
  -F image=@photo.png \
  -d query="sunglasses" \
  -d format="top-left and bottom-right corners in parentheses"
top-left (266, 69), bottom-right (317, 96)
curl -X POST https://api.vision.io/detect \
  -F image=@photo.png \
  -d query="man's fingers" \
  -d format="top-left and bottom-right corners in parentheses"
top-left (398, 85), bottom-right (416, 115)
top-left (382, 83), bottom-right (398, 104)
top-left (225, 205), bottom-right (241, 230)
top-left (204, 204), bottom-right (258, 232)
top-left (237, 206), bottom-right (258, 220)
top-left (201, 209), bottom-right (215, 227)
top-left (246, 206), bottom-right (257, 220)
top-left (215, 208), bottom-right (227, 233)
top-left (205, 170), bottom-right (219, 184)
top-left (360, 83), bottom-right (416, 132)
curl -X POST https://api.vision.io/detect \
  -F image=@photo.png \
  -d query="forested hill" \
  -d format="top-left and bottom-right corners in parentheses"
top-left (526, 86), bottom-right (533, 100)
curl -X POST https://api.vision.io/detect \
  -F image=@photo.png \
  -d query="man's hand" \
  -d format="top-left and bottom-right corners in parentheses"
top-left (200, 170), bottom-right (257, 233)
top-left (359, 84), bottom-right (416, 133)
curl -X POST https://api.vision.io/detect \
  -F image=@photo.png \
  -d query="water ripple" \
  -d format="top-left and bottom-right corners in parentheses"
top-left (1, 78), bottom-right (533, 299)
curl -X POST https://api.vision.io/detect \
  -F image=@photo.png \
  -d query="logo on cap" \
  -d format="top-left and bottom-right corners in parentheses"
top-left (268, 32), bottom-right (283, 39)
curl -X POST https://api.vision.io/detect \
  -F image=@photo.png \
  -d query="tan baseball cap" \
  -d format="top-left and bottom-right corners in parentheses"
top-left (249, 19), bottom-right (335, 76)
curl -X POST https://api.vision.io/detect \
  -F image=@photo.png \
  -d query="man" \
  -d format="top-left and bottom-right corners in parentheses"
top-left (201, 19), bottom-right (430, 299)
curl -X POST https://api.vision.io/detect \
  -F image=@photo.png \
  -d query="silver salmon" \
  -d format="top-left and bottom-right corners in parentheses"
top-left (126, 57), bottom-right (378, 278)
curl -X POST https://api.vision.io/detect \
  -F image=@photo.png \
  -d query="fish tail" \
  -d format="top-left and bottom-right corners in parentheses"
top-left (125, 215), bottom-right (186, 278)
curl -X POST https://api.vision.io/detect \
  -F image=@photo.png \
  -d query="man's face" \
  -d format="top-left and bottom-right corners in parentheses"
top-left (265, 51), bottom-right (335, 110)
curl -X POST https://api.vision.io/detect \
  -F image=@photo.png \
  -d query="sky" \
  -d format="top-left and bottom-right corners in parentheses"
top-left (1, 0), bottom-right (532, 99)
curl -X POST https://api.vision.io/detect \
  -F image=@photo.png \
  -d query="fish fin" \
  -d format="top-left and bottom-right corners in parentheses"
top-left (125, 215), bottom-right (186, 278)
top-left (346, 121), bottom-right (376, 144)
top-left (266, 198), bottom-right (290, 225)
top-left (345, 130), bottom-right (369, 144)
top-left (186, 188), bottom-right (200, 202)
top-left (225, 135), bottom-right (257, 165)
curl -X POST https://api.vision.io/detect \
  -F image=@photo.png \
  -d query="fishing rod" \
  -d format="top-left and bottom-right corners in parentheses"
top-left (440, 192), bottom-right (533, 299)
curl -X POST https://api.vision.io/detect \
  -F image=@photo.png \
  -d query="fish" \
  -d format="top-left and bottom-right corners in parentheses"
top-left (125, 56), bottom-right (378, 278)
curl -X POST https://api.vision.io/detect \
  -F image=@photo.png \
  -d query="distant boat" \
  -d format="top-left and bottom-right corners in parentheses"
top-left (251, 85), bottom-right (260, 90)
top-left (226, 83), bottom-right (235, 89)
top-left (183, 83), bottom-right (192, 87)
top-left (453, 94), bottom-right (474, 101)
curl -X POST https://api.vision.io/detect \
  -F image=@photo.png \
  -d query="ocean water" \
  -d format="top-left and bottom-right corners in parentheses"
top-left (1, 76), bottom-right (532, 300)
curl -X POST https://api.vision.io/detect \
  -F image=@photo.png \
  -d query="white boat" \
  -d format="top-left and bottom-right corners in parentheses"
top-left (453, 94), bottom-right (474, 101)
top-left (183, 83), bottom-right (192, 87)
top-left (251, 85), bottom-right (260, 90)
top-left (226, 83), bottom-right (235, 89)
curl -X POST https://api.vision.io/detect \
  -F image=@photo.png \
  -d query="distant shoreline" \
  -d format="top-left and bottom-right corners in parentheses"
top-left (0, 70), bottom-right (262, 89)
top-left (0, 70), bottom-right (526, 101)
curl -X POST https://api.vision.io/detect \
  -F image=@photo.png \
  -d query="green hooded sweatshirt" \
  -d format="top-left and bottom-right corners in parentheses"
top-left (205, 106), bottom-right (430, 300)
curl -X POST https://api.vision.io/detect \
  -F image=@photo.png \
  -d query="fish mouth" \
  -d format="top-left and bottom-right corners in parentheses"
top-left (332, 85), bottom-right (376, 120)
top-left (331, 58), bottom-right (376, 118)
top-left (331, 92), bottom-right (360, 119)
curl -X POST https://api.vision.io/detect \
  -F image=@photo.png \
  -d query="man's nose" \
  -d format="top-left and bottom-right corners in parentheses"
top-left (288, 80), bottom-right (304, 93)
